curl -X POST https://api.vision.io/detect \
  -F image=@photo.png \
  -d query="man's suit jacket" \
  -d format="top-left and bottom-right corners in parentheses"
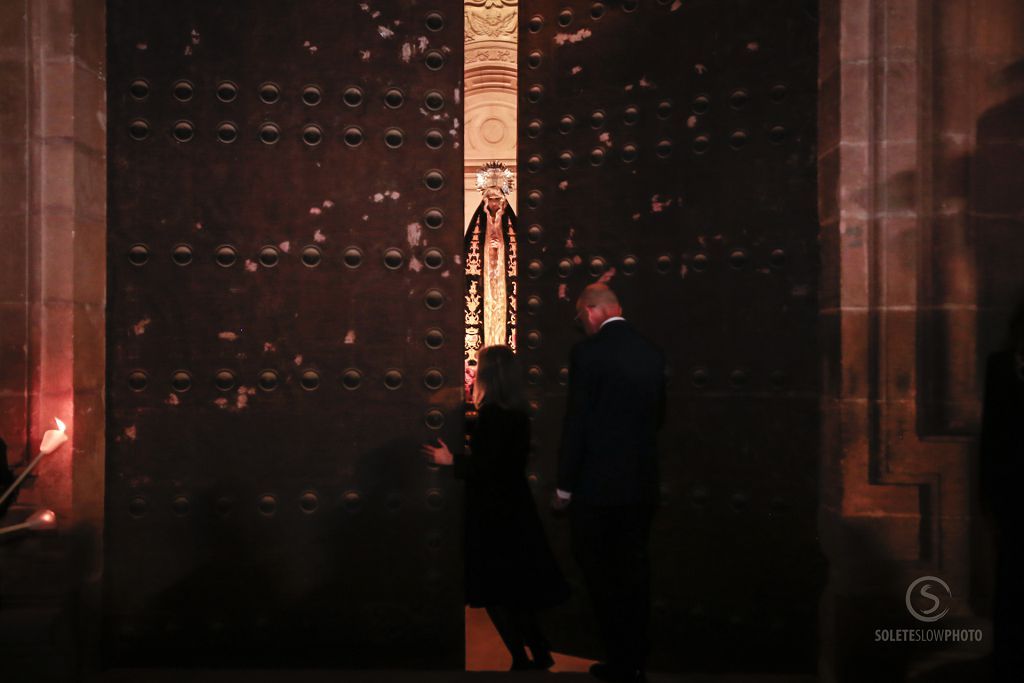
top-left (558, 319), bottom-right (666, 506)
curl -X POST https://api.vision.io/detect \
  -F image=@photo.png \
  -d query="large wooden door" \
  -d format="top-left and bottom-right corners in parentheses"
top-left (518, 0), bottom-right (824, 672)
top-left (105, 0), bottom-right (465, 667)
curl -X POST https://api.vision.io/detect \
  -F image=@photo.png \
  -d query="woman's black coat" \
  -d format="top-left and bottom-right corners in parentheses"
top-left (454, 403), bottom-right (568, 609)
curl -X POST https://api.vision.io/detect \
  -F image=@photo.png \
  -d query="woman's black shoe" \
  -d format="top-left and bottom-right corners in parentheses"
top-left (510, 657), bottom-right (533, 671)
top-left (531, 652), bottom-right (555, 670)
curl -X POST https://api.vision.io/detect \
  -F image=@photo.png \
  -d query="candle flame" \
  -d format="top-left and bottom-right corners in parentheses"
top-left (54, 417), bottom-right (66, 433)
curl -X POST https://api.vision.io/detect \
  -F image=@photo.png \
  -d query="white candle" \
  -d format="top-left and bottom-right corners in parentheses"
top-left (39, 417), bottom-right (68, 455)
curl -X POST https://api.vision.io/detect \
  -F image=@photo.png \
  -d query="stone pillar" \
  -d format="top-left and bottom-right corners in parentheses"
top-left (27, 0), bottom-right (107, 529)
top-left (818, 1), bottom-right (1024, 679)
top-left (0, 0), bottom-right (106, 675)
top-left (0, 3), bottom-right (33, 464)
top-left (464, 0), bottom-right (518, 228)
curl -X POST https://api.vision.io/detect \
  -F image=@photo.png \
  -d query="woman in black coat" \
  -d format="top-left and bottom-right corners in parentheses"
top-left (423, 345), bottom-right (568, 670)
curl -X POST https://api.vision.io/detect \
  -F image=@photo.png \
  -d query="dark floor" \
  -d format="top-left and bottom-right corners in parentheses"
top-left (0, 603), bottom-right (818, 683)
top-left (89, 672), bottom-right (812, 683)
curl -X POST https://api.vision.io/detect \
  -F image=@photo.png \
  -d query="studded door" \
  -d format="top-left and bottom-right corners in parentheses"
top-left (519, 0), bottom-right (823, 672)
top-left (106, 1), bottom-right (464, 667)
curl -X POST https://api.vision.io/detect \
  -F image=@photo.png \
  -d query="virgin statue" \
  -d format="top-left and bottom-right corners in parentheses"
top-left (464, 162), bottom-right (518, 402)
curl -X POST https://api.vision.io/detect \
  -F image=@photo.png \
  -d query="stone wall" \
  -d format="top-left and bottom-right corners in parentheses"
top-left (818, 1), bottom-right (1024, 679)
top-left (0, 0), bottom-right (106, 677)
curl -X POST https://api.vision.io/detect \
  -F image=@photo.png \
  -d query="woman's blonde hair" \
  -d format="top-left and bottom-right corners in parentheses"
top-left (472, 345), bottom-right (527, 411)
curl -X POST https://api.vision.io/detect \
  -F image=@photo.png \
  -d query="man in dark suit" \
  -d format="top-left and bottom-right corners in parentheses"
top-left (553, 284), bottom-right (666, 683)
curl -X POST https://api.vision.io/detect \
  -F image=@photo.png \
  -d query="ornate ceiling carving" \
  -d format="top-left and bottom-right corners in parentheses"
top-left (464, 0), bottom-right (517, 8)
top-left (465, 0), bottom-right (517, 43)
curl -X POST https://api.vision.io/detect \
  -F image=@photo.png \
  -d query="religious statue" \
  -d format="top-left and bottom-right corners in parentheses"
top-left (464, 162), bottom-right (518, 402)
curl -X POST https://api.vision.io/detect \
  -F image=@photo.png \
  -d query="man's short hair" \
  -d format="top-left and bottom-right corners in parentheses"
top-left (578, 283), bottom-right (620, 309)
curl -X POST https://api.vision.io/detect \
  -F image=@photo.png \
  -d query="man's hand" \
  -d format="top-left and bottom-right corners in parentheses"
top-left (421, 438), bottom-right (453, 466)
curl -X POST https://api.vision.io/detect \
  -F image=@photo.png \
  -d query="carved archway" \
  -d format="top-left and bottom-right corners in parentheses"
top-left (464, 0), bottom-right (518, 229)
